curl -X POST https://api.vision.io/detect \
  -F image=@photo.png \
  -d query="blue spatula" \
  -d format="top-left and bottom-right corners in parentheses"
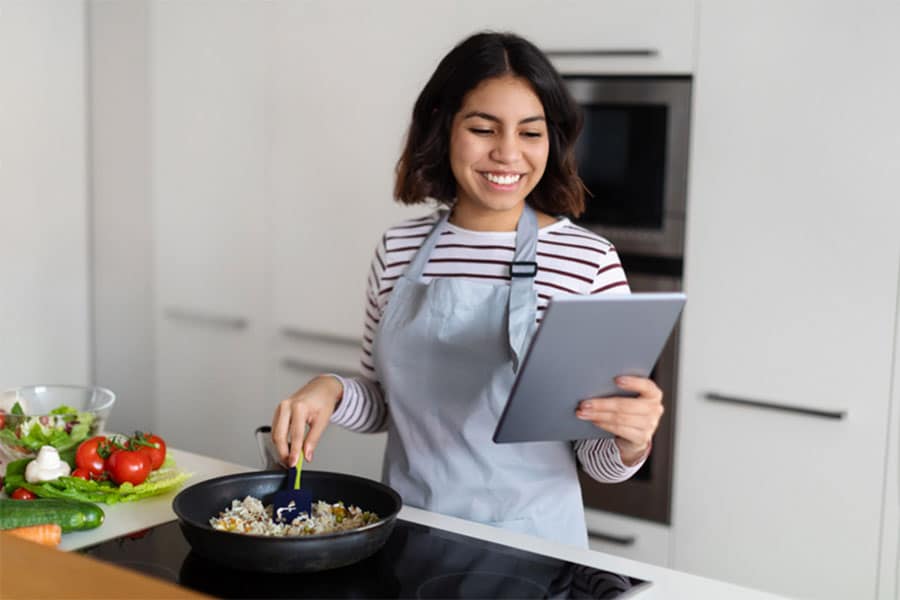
top-left (271, 453), bottom-right (313, 523)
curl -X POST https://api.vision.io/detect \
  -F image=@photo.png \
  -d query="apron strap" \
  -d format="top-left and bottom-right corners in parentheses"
top-left (508, 205), bottom-right (539, 372)
top-left (404, 211), bottom-right (451, 281)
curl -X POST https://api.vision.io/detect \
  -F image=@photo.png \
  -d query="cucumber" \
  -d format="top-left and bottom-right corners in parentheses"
top-left (0, 498), bottom-right (105, 533)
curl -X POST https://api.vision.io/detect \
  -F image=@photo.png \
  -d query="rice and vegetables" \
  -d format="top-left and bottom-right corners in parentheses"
top-left (210, 496), bottom-right (379, 536)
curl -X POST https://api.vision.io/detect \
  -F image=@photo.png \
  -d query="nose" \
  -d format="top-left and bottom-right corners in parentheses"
top-left (489, 131), bottom-right (522, 164)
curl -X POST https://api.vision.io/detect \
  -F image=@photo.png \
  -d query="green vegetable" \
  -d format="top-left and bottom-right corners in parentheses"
top-left (0, 497), bottom-right (105, 532)
top-left (0, 404), bottom-right (95, 454)
top-left (4, 456), bottom-right (191, 505)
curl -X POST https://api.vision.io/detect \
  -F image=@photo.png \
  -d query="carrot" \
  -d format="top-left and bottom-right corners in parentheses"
top-left (3, 523), bottom-right (62, 547)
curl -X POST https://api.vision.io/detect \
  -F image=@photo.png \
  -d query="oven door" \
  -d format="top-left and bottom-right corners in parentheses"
top-left (565, 77), bottom-right (691, 259)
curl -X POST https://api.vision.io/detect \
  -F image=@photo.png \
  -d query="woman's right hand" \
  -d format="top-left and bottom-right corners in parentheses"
top-left (271, 375), bottom-right (343, 467)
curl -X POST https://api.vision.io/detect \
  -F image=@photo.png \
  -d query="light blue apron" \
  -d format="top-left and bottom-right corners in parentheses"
top-left (373, 205), bottom-right (588, 548)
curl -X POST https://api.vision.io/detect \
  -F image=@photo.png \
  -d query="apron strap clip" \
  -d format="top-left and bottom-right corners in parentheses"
top-left (509, 261), bottom-right (538, 279)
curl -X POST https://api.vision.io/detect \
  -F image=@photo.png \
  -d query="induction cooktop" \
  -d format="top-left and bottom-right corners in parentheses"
top-left (81, 519), bottom-right (649, 599)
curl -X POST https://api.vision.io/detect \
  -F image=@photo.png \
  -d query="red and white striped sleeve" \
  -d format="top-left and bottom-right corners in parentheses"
top-left (329, 234), bottom-right (391, 433)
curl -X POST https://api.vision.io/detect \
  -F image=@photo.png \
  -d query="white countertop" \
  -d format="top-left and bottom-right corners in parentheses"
top-left (59, 448), bottom-right (785, 600)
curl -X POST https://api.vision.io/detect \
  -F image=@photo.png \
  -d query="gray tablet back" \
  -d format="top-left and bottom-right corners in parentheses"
top-left (493, 292), bottom-right (686, 443)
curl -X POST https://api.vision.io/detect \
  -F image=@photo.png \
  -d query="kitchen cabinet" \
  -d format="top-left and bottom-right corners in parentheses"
top-left (150, 1), bottom-right (271, 465)
top-left (672, 3), bottom-right (900, 599)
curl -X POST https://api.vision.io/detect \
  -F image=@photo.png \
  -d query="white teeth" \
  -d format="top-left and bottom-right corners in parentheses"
top-left (484, 173), bottom-right (521, 185)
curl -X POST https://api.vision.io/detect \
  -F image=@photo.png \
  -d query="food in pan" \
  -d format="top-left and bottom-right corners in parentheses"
top-left (210, 495), bottom-right (379, 536)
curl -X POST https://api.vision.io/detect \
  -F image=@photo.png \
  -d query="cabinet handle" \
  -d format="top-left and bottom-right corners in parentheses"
top-left (163, 308), bottom-right (248, 330)
top-left (281, 327), bottom-right (358, 348)
top-left (544, 48), bottom-right (659, 58)
top-left (280, 358), bottom-right (357, 379)
top-left (704, 393), bottom-right (846, 420)
top-left (588, 530), bottom-right (636, 546)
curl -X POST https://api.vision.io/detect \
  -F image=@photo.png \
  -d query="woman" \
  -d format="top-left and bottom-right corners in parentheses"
top-left (272, 32), bottom-right (663, 548)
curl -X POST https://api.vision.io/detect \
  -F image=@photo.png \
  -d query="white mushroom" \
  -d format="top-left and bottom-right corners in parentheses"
top-left (25, 446), bottom-right (71, 483)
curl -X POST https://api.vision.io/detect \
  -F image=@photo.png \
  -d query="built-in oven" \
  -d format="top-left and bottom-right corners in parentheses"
top-left (561, 75), bottom-right (692, 525)
top-left (567, 76), bottom-right (691, 259)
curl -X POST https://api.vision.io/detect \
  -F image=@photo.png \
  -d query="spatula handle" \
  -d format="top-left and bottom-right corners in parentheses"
top-left (294, 454), bottom-right (303, 490)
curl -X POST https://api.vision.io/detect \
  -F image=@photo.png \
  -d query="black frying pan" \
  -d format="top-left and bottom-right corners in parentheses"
top-left (172, 470), bottom-right (402, 573)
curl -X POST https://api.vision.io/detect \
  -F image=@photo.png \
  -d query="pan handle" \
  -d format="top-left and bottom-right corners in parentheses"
top-left (254, 425), bottom-right (285, 470)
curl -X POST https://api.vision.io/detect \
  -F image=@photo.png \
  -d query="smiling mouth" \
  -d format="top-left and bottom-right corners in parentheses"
top-left (480, 172), bottom-right (523, 186)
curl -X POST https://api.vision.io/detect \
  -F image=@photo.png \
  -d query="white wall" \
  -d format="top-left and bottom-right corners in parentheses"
top-left (0, 0), bottom-right (90, 389)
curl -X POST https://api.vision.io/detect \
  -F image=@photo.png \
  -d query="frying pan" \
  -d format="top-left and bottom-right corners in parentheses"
top-left (172, 470), bottom-right (402, 573)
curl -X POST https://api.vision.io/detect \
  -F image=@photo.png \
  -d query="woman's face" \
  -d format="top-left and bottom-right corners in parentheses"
top-left (448, 75), bottom-right (549, 224)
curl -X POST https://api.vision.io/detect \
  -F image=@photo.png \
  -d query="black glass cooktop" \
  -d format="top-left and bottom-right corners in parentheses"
top-left (82, 520), bottom-right (649, 599)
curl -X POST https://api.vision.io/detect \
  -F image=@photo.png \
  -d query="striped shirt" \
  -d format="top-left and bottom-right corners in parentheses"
top-left (331, 210), bottom-right (647, 482)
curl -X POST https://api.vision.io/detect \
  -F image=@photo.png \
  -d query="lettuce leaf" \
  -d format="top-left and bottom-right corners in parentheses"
top-left (4, 456), bottom-right (191, 504)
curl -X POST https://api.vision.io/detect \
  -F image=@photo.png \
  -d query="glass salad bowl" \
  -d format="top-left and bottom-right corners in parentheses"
top-left (0, 385), bottom-right (116, 464)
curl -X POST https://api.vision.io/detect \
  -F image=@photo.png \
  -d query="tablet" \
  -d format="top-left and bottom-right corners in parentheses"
top-left (493, 292), bottom-right (686, 444)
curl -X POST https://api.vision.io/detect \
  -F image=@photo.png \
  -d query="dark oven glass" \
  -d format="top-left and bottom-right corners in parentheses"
top-left (575, 103), bottom-right (668, 229)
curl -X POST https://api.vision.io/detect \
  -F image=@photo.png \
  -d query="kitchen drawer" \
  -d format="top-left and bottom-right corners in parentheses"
top-left (584, 508), bottom-right (670, 567)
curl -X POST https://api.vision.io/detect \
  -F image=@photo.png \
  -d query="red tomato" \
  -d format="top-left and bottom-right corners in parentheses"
top-left (106, 449), bottom-right (151, 486)
top-left (133, 433), bottom-right (166, 470)
top-left (70, 468), bottom-right (91, 480)
top-left (11, 488), bottom-right (36, 500)
top-left (0, 410), bottom-right (5, 429)
top-left (75, 436), bottom-right (109, 477)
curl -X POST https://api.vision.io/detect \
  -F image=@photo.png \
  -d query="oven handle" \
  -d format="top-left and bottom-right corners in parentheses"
top-left (544, 49), bottom-right (659, 58)
top-left (704, 392), bottom-right (846, 420)
top-left (587, 529), bottom-right (637, 546)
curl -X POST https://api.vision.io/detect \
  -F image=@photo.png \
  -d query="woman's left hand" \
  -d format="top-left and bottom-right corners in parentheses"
top-left (576, 375), bottom-right (664, 466)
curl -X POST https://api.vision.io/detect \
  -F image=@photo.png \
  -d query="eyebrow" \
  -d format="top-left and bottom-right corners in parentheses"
top-left (462, 111), bottom-right (546, 125)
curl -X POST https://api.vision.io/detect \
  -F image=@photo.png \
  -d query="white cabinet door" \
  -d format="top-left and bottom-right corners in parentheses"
top-left (150, 0), bottom-right (271, 464)
top-left (672, 3), bottom-right (900, 599)
top-left (151, 0), bottom-right (269, 318)
top-left (268, 1), bottom-right (441, 340)
top-left (1, 1), bottom-right (90, 389)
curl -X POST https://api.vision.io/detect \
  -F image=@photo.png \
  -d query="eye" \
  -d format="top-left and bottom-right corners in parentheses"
top-left (468, 128), bottom-right (493, 135)
top-left (521, 131), bottom-right (544, 139)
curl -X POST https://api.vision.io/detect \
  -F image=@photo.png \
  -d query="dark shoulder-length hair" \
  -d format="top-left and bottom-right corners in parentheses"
top-left (394, 31), bottom-right (587, 217)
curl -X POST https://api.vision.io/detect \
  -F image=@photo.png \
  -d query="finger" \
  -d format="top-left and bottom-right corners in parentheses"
top-left (580, 397), bottom-right (657, 415)
top-left (288, 403), bottom-right (310, 467)
top-left (303, 414), bottom-right (329, 463)
top-left (577, 410), bottom-right (655, 431)
top-left (616, 375), bottom-right (662, 397)
top-left (271, 400), bottom-right (293, 462)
